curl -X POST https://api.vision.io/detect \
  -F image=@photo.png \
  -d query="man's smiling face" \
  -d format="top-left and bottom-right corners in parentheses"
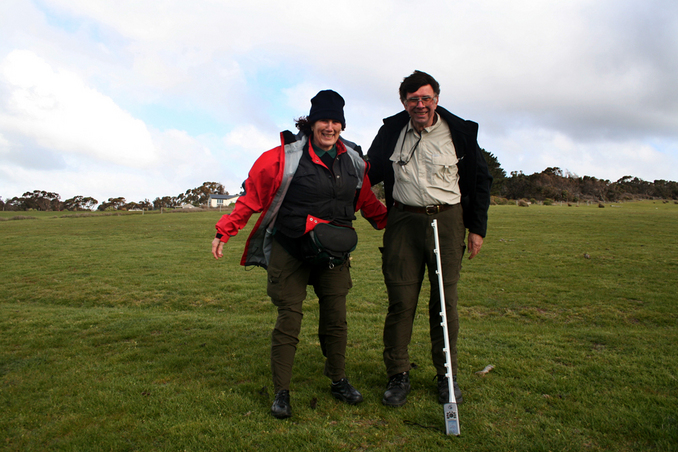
top-left (403, 84), bottom-right (438, 132)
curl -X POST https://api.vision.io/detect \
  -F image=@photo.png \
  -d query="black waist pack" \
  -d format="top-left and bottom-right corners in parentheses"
top-left (305, 223), bottom-right (358, 268)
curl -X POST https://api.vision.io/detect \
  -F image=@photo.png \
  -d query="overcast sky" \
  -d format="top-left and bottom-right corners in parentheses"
top-left (1, 0), bottom-right (677, 204)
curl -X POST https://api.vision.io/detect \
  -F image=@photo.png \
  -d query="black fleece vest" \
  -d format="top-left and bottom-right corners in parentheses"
top-left (275, 144), bottom-right (360, 238)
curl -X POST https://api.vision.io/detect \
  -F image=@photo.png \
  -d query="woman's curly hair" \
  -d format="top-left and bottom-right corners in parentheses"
top-left (295, 116), bottom-right (346, 136)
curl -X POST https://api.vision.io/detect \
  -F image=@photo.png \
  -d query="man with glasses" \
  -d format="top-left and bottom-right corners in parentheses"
top-left (366, 70), bottom-right (492, 407)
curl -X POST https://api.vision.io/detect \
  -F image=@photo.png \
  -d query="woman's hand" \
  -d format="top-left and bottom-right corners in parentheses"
top-left (212, 237), bottom-right (225, 259)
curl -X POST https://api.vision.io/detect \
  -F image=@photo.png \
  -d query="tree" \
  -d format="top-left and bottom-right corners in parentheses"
top-left (481, 149), bottom-right (506, 196)
top-left (153, 196), bottom-right (180, 210)
top-left (371, 182), bottom-right (385, 200)
top-left (177, 181), bottom-right (226, 207)
top-left (653, 180), bottom-right (678, 199)
top-left (542, 167), bottom-right (564, 177)
top-left (63, 196), bottom-right (99, 211)
top-left (97, 197), bottom-right (127, 211)
top-left (121, 199), bottom-right (153, 211)
top-left (614, 176), bottom-right (651, 195)
top-left (16, 190), bottom-right (62, 211)
top-left (138, 199), bottom-right (153, 210)
top-left (503, 170), bottom-right (530, 200)
top-left (3, 197), bottom-right (21, 211)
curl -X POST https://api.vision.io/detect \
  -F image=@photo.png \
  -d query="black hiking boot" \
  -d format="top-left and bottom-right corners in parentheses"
top-left (331, 378), bottom-right (363, 405)
top-left (436, 375), bottom-right (463, 404)
top-left (271, 389), bottom-right (292, 419)
top-left (382, 371), bottom-right (411, 407)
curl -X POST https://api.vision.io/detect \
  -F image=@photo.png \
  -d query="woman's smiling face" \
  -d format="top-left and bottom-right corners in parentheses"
top-left (311, 119), bottom-right (343, 151)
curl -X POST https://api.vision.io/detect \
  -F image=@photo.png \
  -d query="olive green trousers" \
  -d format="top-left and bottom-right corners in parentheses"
top-left (267, 239), bottom-right (352, 392)
top-left (382, 203), bottom-right (466, 377)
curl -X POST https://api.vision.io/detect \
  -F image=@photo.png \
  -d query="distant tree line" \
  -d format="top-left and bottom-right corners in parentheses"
top-left (485, 161), bottom-right (678, 203)
top-left (1, 182), bottom-right (228, 212)
top-left (3, 155), bottom-right (677, 212)
top-left (482, 150), bottom-right (678, 202)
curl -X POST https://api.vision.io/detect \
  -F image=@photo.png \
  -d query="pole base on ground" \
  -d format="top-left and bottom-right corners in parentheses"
top-left (444, 402), bottom-right (460, 436)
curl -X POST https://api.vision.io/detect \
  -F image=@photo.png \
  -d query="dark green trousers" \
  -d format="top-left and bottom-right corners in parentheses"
top-left (267, 239), bottom-right (352, 392)
top-left (382, 203), bottom-right (466, 377)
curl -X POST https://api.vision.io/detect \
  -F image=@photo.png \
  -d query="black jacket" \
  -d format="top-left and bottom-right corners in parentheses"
top-left (366, 106), bottom-right (492, 237)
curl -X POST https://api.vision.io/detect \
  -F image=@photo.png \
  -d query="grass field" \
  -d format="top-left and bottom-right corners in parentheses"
top-left (1, 201), bottom-right (677, 451)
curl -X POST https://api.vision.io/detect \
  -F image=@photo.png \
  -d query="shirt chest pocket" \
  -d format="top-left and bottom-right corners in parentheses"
top-left (426, 152), bottom-right (459, 186)
top-left (389, 152), bottom-right (413, 182)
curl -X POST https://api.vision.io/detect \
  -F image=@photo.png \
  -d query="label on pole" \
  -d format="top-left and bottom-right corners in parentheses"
top-left (444, 403), bottom-right (460, 436)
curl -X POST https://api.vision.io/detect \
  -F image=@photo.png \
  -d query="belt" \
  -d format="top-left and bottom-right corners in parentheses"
top-left (395, 202), bottom-right (454, 215)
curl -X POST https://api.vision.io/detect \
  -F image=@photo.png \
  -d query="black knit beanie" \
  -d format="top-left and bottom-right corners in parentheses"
top-left (307, 90), bottom-right (346, 127)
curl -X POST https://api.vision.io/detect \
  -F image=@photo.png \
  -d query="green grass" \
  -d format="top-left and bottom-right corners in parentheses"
top-left (1, 202), bottom-right (677, 451)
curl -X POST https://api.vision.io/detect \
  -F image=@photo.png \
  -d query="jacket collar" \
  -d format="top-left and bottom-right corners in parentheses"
top-left (308, 138), bottom-right (347, 169)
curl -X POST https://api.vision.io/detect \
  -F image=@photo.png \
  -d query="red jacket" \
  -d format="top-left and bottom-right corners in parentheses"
top-left (215, 130), bottom-right (387, 268)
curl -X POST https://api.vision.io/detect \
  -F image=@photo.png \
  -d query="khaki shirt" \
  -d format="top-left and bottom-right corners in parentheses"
top-left (390, 113), bottom-right (461, 207)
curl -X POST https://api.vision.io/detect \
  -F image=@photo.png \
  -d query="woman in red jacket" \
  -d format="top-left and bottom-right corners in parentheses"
top-left (212, 90), bottom-right (387, 419)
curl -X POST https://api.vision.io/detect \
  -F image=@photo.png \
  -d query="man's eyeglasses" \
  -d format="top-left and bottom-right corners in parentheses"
top-left (405, 96), bottom-right (436, 106)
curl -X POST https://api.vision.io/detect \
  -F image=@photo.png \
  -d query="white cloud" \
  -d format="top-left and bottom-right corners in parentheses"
top-left (485, 126), bottom-right (678, 183)
top-left (0, 126), bottom-right (227, 203)
top-left (0, 132), bottom-right (9, 151)
top-left (0, 50), bottom-right (158, 167)
top-left (221, 124), bottom-right (279, 184)
top-left (282, 84), bottom-right (324, 117)
top-left (223, 124), bottom-right (278, 155)
top-left (0, 48), bottom-right (231, 202)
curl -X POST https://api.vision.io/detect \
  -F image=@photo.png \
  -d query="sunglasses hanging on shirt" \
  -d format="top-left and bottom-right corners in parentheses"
top-left (397, 133), bottom-right (422, 166)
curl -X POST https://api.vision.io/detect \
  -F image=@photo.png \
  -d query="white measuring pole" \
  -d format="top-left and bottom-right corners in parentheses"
top-left (431, 219), bottom-right (460, 436)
